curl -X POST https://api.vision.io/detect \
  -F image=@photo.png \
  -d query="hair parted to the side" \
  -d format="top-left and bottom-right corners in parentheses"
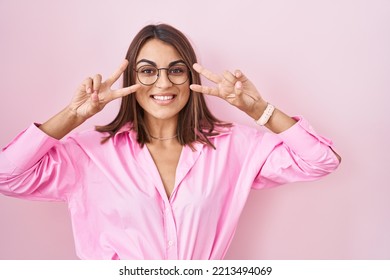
top-left (96, 23), bottom-right (231, 149)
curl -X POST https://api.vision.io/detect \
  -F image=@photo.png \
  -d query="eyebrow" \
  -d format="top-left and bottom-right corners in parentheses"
top-left (136, 59), bottom-right (186, 67)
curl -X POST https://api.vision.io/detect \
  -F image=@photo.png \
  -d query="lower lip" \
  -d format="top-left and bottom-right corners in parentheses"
top-left (150, 96), bottom-right (176, 105)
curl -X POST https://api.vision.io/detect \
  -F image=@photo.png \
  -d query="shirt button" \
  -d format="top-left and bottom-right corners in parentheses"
top-left (168, 240), bottom-right (174, 247)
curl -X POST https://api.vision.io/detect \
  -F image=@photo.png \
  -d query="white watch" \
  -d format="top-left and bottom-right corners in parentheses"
top-left (255, 103), bottom-right (275, 126)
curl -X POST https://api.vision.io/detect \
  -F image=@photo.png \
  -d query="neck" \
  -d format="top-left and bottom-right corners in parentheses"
top-left (145, 116), bottom-right (178, 141)
top-left (149, 134), bottom-right (177, 141)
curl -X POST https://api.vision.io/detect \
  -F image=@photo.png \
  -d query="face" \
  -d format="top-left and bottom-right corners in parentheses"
top-left (134, 39), bottom-right (190, 124)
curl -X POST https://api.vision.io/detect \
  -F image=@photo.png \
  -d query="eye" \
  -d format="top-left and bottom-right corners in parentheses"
top-left (169, 65), bottom-right (187, 76)
top-left (138, 66), bottom-right (157, 76)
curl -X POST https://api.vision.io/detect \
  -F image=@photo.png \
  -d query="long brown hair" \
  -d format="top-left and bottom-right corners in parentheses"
top-left (96, 24), bottom-right (230, 148)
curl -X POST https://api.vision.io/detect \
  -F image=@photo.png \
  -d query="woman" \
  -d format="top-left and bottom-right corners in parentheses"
top-left (0, 24), bottom-right (341, 259)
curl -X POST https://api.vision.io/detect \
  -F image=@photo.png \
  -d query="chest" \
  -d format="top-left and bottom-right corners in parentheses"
top-left (78, 138), bottom-right (254, 220)
top-left (146, 143), bottom-right (182, 198)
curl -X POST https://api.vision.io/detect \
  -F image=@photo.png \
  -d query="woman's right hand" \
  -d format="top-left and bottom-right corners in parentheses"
top-left (39, 60), bottom-right (140, 140)
top-left (69, 59), bottom-right (140, 121)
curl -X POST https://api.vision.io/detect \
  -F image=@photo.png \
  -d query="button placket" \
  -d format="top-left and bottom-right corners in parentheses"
top-left (164, 205), bottom-right (178, 259)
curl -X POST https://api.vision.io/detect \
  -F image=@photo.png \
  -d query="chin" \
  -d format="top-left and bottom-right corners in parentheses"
top-left (144, 110), bottom-right (181, 122)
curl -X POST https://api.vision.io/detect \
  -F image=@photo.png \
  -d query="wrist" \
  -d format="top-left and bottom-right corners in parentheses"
top-left (247, 99), bottom-right (268, 120)
top-left (39, 107), bottom-right (85, 140)
top-left (61, 106), bottom-right (86, 131)
top-left (65, 106), bottom-right (87, 125)
top-left (255, 103), bottom-right (275, 126)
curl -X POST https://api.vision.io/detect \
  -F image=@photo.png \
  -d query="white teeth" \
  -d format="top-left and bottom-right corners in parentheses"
top-left (152, 95), bottom-right (174, 101)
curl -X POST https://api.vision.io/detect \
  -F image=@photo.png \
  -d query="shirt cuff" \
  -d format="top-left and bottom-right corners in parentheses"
top-left (278, 116), bottom-right (336, 159)
top-left (1, 123), bottom-right (59, 174)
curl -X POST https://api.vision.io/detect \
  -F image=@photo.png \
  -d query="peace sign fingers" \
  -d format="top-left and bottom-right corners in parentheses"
top-left (96, 59), bottom-right (141, 103)
top-left (109, 84), bottom-right (141, 100)
top-left (70, 60), bottom-right (139, 119)
top-left (190, 63), bottom-right (236, 99)
top-left (190, 62), bottom-right (264, 115)
top-left (104, 59), bottom-right (129, 87)
top-left (192, 63), bottom-right (222, 84)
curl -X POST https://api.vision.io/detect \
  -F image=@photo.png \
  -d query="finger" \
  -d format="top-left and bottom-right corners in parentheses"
top-left (190, 84), bottom-right (219, 97)
top-left (234, 70), bottom-right (249, 83)
top-left (234, 70), bottom-right (258, 100)
top-left (106, 59), bottom-right (129, 86)
top-left (222, 70), bottom-right (237, 84)
top-left (192, 63), bottom-right (222, 84)
top-left (83, 77), bottom-right (93, 94)
top-left (110, 84), bottom-right (141, 100)
top-left (225, 84), bottom-right (237, 99)
top-left (92, 74), bottom-right (102, 92)
top-left (225, 93), bottom-right (236, 99)
top-left (234, 81), bottom-right (243, 96)
top-left (90, 91), bottom-right (99, 103)
top-left (89, 91), bottom-right (101, 115)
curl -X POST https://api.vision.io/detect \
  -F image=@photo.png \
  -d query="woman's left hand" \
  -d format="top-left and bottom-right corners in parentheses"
top-left (190, 63), bottom-right (267, 119)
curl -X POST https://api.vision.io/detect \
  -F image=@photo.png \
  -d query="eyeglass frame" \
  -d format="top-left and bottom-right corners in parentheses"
top-left (133, 60), bottom-right (191, 86)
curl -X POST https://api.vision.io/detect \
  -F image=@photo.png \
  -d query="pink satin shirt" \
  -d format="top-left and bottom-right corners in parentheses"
top-left (0, 117), bottom-right (340, 259)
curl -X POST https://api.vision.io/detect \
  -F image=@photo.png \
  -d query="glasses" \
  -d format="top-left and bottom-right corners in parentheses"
top-left (134, 64), bottom-right (190, 86)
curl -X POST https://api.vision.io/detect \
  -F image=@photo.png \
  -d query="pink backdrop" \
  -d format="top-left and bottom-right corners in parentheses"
top-left (0, 0), bottom-right (389, 259)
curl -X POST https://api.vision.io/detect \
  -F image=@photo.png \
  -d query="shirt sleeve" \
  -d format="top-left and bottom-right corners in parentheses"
top-left (0, 124), bottom-right (80, 202)
top-left (252, 116), bottom-right (340, 189)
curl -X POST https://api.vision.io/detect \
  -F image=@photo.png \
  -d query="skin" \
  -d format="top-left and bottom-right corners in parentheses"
top-left (39, 60), bottom-right (141, 139)
top-left (134, 39), bottom-right (190, 197)
top-left (191, 63), bottom-right (298, 133)
top-left (134, 39), bottom-right (190, 139)
top-left (38, 38), bottom-right (341, 197)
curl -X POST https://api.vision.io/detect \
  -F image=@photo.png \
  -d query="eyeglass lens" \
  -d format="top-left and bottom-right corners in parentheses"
top-left (136, 64), bottom-right (189, 85)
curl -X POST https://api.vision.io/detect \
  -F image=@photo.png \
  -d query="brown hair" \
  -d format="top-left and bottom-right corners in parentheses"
top-left (96, 24), bottom-right (230, 148)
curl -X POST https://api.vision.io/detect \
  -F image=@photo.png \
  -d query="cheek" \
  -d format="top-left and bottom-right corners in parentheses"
top-left (135, 88), bottom-right (148, 103)
top-left (180, 85), bottom-right (191, 100)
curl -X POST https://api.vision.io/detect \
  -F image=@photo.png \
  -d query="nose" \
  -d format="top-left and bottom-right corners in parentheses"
top-left (155, 68), bottom-right (172, 88)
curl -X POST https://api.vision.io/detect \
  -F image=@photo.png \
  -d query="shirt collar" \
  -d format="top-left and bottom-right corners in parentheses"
top-left (116, 122), bottom-right (133, 135)
top-left (205, 125), bottom-right (232, 139)
top-left (112, 122), bottom-right (136, 145)
top-left (113, 122), bottom-right (233, 143)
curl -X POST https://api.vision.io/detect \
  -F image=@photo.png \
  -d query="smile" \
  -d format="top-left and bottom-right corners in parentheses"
top-left (151, 95), bottom-right (176, 101)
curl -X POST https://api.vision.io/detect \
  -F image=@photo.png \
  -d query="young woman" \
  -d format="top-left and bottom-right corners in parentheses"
top-left (0, 24), bottom-right (341, 259)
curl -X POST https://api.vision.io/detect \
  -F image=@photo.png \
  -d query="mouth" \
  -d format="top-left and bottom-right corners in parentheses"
top-left (151, 95), bottom-right (176, 101)
top-left (149, 94), bottom-right (177, 105)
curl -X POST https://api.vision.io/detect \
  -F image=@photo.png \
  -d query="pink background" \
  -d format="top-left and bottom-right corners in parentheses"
top-left (0, 0), bottom-right (389, 259)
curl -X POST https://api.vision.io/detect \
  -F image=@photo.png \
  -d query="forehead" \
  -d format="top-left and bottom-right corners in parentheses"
top-left (136, 39), bottom-right (182, 65)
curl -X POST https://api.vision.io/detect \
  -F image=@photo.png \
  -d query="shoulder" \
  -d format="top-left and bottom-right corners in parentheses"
top-left (232, 123), bottom-right (264, 137)
top-left (63, 128), bottom-right (109, 148)
top-left (64, 122), bottom-right (137, 148)
top-left (209, 123), bottom-right (269, 148)
top-left (213, 123), bottom-right (265, 139)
